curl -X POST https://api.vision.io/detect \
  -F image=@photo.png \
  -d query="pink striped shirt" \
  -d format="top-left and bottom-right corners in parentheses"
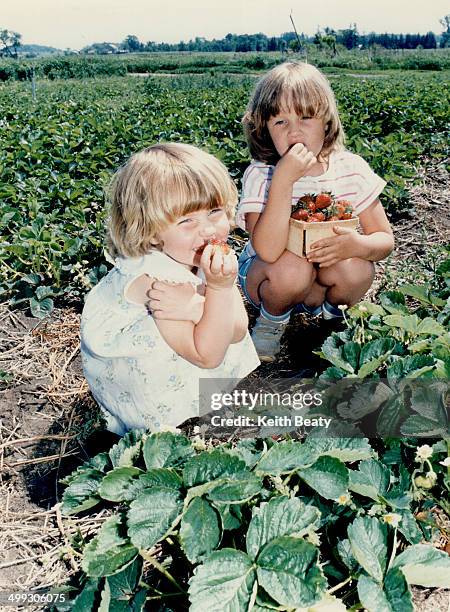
top-left (235, 150), bottom-right (386, 230)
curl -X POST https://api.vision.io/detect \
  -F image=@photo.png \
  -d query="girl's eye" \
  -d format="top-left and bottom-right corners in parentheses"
top-left (274, 119), bottom-right (286, 126)
top-left (177, 218), bottom-right (193, 225)
top-left (209, 208), bottom-right (223, 215)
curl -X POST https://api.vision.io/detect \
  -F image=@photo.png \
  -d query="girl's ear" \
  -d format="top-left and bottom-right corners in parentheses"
top-left (150, 235), bottom-right (163, 250)
top-left (325, 121), bottom-right (331, 134)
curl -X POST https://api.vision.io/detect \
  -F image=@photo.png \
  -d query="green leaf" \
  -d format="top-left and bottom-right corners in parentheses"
top-left (400, 415), bottom-right (447, 437)
top-left (303, 437), bottom-right (374, 462)
top-left (226, 438), bottom-right (263, 468)
top-left (337, 538), bottom-right (359, 572)
top-left (416, 317), bottom-right (446, 336)
top-left (397, 510), bottom-right (422, 545)
top-left (207, 471), bottom-right (262, 504)
top-left (98, 467), bottom-right (143, 502)
top-left (127, 487), bottom-right (183, 549)
top-left (342, 342), bottom-right (360, 372)
top-left (357, 569), bottom-right (413, 612)
top-left (349, 301), bottom-right (385, 317)
top-left (183, 449), bottom-right (247, 487)
top-left (61, 467), bottom-right (103, 516)
top-left (30, 296), bottom-right (54, 318)
top-left (348, 459), bottom-right (390, 501)
top-left (409, 382), bottom-right (447, 421)
top-left (359, 337), bottom-right (397, 363)
top-left (377, 396), bottom-right (408, 437)
top-left (387, 355), bottom-right (435, 379)
top-left (109, 430), bottom-right (143, 468)
top-left (380, 291), bottom-right (408, 314)
top-left (255, 440), bottom-right (316, 475)
top-left (143, 431), bottom-right (194, 469)
top-left (103, 557), bottom-right (147, 611)
top-left (392, 544), bottom-right (450, 587)
top-left (180, 497), bottom-right (221, 564)
top-left (188, 549), bottom-right (256, 612)
top-left (82, 515), bottom-right (138, 578)
top-left (383, 314), bottom-right (420, 334)
top-left (256, 536), bottom-right (326, 608)
top-left (397, 283), bottom-right (432, 304)
top-left (358, 338), bottom-right (396, 377)
top-left (68, 578), bottom-right (100, 612)
top-left (347, 517), bottom-right (387, 583)
top-left (246, 496), bottom-right (321, 560)
top-left (214, 503), bottom-right (242, 531)
top-left (298, 456), bottom-right (349, 500)
top-left (129, 468), bottom-right (183, 497)
top-left (341, 383), bottom-right (394, 419)
top-left (321, 335), bottom-right (355, 373)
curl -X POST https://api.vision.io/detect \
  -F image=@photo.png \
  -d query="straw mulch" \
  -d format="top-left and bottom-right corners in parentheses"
top-left (0, 159), bottom-right (448, 609)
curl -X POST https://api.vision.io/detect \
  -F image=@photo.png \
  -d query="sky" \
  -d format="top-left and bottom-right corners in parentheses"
top-left (2, 0), bottom-right (449, 50)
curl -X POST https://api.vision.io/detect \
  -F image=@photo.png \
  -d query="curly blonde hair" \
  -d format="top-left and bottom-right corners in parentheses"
top-left (243, 62), bottom-right (345, 165)
top-left (107, 143), bottom-right (238, 258)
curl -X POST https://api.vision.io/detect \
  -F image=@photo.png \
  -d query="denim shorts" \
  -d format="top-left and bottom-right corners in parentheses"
top-left (238, 242), bottom-right (260, 309)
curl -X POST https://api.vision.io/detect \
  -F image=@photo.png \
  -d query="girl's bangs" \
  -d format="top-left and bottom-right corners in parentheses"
top-left (261, 70), bottom-right (331, 121)
top-left (163, 175), bottom-right (230, 224)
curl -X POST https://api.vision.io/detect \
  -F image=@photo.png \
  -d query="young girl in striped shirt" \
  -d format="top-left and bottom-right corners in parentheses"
top-left (236, 61), bottom-right (394, 362)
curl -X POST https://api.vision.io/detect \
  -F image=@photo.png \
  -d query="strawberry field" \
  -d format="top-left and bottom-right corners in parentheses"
top-left (0, 67), bottom-right (449, 610)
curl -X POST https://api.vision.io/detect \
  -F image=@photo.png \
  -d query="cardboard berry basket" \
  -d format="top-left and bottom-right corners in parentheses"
top-left (287, 217), bottom-right (359, 258)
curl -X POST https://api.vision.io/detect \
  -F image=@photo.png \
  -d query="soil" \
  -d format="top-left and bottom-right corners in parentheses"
top-left (0, 160), bottom-right (448, 610)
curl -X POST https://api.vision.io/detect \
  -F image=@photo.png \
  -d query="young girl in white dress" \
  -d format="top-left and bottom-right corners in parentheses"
top-left (80, 143), bottom-right (259, 435)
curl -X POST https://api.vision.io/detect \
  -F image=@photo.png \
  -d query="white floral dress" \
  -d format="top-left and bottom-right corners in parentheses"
top-left (80, 250), bottom-right (260, 435)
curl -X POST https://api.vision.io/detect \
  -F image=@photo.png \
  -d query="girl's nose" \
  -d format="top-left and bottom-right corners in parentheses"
top-left (289, 119), bottom-right (302, 137)
top-left (200, 221), bottom-right (216, 237)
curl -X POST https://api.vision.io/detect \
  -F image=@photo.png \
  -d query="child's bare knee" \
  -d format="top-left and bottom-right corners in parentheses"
top-left (266, 253), bottom-right (315, 292)
top-left (350, 259), bottom-right (375, 284)
top-left (322, 258), bottom-right (373, 287)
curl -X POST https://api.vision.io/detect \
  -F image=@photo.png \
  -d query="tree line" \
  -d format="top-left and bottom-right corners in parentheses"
top-left (114, 22), bottom-right (449, 54)
top-left (1, 16), bottom-right (449, 58)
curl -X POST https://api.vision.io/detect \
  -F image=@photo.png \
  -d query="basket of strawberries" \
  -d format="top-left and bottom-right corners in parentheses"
top-left (287, 192), bottom-right (359, 258)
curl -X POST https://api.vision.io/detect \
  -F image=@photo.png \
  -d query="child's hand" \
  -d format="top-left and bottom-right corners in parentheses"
top-left (307, 226), bottom-right (363, 267)
top-left (147, 281), bottom-right (205, 323)
top-left (275, 143), bottom-right (317, 183)
top-left (200, 244), bottom-right (237, 290)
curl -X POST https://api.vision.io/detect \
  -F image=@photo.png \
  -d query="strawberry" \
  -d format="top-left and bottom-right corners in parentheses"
top-left (315, 193), bottom-right (332, 209)
top-left (308, 213), bottom-right (326, 222)
top-left (291, 209), bottom-right (309, 221)
top-left (298, 194), bottom-right (315, 207)
top-left (208, 238), bottom-right (231, 254)
top-left (336, 199), bottom-right (351, 208)
top-left (307, 201), bottom-right (317, 213)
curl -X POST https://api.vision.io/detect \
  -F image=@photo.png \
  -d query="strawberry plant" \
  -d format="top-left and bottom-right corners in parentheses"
top-left (315, 247), bottom-right (449, 437)
top-left (55, 430), bottom-right (450, 610)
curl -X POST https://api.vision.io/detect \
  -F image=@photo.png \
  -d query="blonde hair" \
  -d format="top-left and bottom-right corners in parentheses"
top-left (243, 62), bottom-right (345, 165)
top-left (107, 143), bottom-right (238, 258)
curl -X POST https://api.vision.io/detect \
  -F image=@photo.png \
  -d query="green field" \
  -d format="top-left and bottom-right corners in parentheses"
top-left (2, 48), bottom-right (450, 81)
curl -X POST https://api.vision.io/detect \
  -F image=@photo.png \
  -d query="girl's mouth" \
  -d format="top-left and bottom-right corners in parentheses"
top-left (194, 239), bottom-right (231, 255)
